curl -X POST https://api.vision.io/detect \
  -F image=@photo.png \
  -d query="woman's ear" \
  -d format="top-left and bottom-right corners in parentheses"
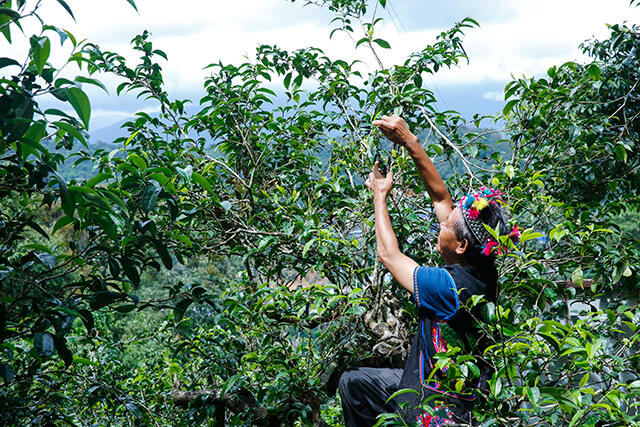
top-left (456, 238), bottom-right (469, 255)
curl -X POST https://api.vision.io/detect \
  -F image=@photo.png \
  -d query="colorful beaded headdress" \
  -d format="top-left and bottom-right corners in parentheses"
top-left (459, 187), bottom-right (520, 256)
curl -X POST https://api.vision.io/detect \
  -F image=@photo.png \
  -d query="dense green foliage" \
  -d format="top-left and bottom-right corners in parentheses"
top-left (1, 0), bottom-right (639, 425)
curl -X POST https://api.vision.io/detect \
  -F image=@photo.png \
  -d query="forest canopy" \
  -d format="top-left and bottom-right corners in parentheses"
top-left (0, 0), bottom-right (639, 425)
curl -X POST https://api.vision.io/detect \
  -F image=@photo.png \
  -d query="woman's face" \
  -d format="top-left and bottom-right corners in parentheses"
top-left (436, 207), bottom-right (465, 262)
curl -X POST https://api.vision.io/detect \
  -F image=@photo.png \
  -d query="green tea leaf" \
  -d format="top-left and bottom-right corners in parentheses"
top-left (373, 38), bottom-right (390, 49)
top-left (86, 173), bottom-right (111, 188)
top-left (52, 216), bottom-right (74, 234)
top-left (192, 172), bottom-right (215, 195)
top-left (141, 182), bottom-right (161, 213)
top-left (570, 267), bottom-right (583, 288)
top-left (124, 0), bottom-right (138, 12)
top-left (75, 76), bottom-right (108, 93)
top-left (0, 57), bottom-right (19, 69)
top-left (54, 0), bottom-right (75, 21)
top-left (0, 7), bottom-right (20, 19)
top-left (66, 87), bottom-right (91, 128)
top-left (30, 35), bottom-right (50, 74)
top-left (154, 240), bottom-right (173, 270)
top-left (34, 332), bottom-right (55, 357)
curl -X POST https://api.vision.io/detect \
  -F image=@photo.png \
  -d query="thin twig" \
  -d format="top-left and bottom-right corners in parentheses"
top-left (418, 106), bottom-right (479, 191)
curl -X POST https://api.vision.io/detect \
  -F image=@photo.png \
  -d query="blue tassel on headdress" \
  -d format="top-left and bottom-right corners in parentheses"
top-left (463, 195), bottom-right (475, 209)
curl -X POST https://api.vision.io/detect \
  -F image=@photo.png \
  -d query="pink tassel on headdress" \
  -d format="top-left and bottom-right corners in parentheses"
top-left (482, 241), bottom-right (498, 256)
top-left (468, 208), bottom-right (480, 219)
top-left (478, 187), bottom-right (505, 204)
top-left (487, 188), bottom-right (504, 199)
top-left (509, 226), bottom-right (521, 240)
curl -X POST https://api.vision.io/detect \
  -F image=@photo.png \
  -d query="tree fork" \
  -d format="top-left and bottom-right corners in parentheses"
top-left (171, 386), bottom-right (274, 424)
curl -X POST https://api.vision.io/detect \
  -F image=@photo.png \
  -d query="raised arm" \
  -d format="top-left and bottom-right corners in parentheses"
top-left (366, 162), bottom-right (418, 294)
top-left (372, 114), bottom-right (453, 223)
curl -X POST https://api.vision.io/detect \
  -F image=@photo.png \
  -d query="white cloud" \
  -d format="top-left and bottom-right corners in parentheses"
top-left (54, 105), bottom-right (162, 130)
top-left (90, 105), bottom-right (161, 118)
top-left (3, 0), bottom-right (640, 115)
top-left (429, 0), bottom-right (640, 85)
top-left (482, 91), bottom-right (504, 102)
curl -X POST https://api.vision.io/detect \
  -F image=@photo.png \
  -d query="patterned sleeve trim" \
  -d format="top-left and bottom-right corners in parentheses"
top-left (413, 265), bottom-right (420, 306)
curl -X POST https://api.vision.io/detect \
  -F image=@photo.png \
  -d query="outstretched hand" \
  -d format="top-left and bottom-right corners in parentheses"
top-left (372, 114), bottom-right (418, 147)
top-left (365, 161), bottom-right (393, 197)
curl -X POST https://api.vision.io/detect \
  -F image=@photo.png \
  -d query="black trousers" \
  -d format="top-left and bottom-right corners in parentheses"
top-left (338, 367), bottom-right (404, 427)
top-left (339, 368), bottom-right (473, 426)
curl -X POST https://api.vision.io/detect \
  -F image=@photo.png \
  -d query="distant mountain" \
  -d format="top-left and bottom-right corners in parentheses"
top-left (89, 120), bottom-right (128, 145)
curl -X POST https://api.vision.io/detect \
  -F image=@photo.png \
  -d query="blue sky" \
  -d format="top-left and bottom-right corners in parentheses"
top-left (4, 0), bottom-right (640, 133)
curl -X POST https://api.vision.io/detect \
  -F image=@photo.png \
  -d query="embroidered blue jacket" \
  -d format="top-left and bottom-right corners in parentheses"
top-left (393, 263), bottom-right (497, 423)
